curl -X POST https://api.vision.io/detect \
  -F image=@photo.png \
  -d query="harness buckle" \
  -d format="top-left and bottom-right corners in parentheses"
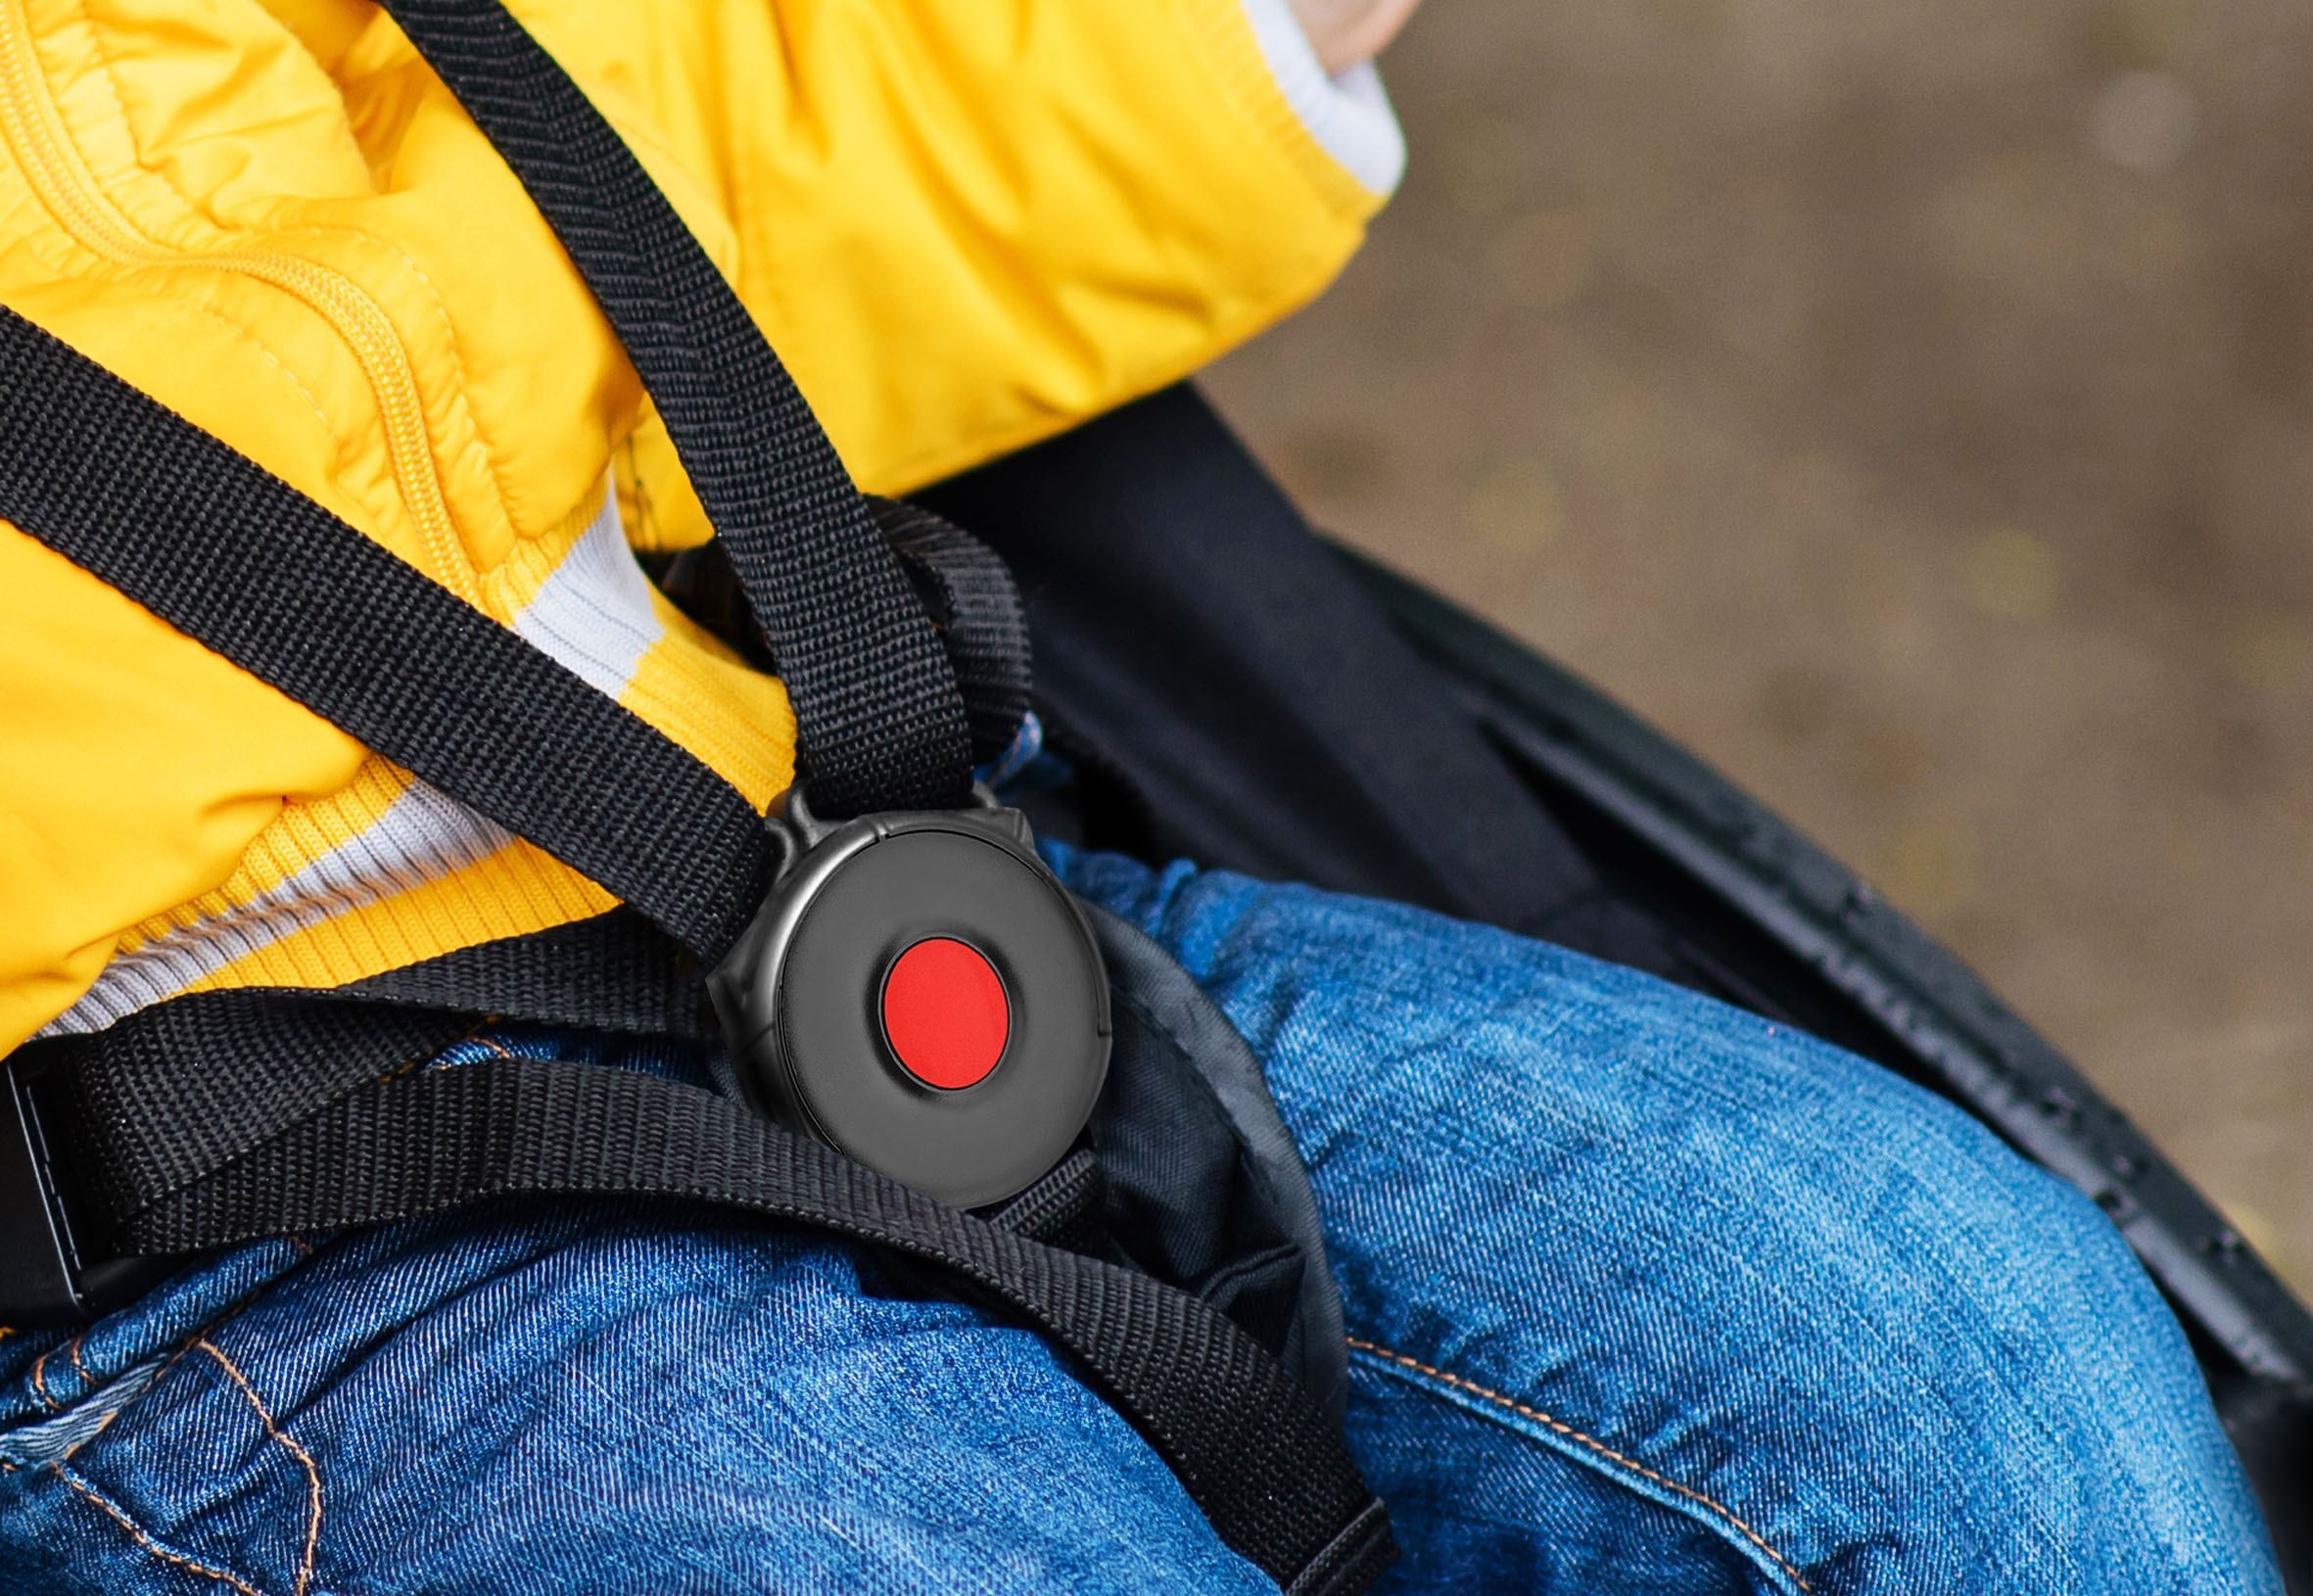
top-left (708, 786), bottom-right (1110, 1209)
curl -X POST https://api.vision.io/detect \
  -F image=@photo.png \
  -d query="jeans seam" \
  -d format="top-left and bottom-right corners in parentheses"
top-left (12, 1233), bottom-right (324, 1427)
top-left (1345, 1337), bottom-right (1815, 1594)
top-left (196, 1338), bottom-right (323, 1596)
top-left (31, 1349), bottom-right (54, 1411)
top-left (201, 1238), bottom-right (327, 1346)
top-left (52, 1459), bottom-right (277, 1596)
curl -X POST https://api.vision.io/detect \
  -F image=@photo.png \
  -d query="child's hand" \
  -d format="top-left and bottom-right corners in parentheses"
top-left (1288, 0), bottom-right (1427, 73)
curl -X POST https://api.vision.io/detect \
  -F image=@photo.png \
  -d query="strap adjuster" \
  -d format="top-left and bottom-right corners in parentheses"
top-left (0, 1054), bottom-right (167, 1327)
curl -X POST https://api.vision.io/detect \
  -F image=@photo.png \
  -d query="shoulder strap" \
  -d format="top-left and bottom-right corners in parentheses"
top-left (374, 0), bottom-right (972, 820)
top-left (0, 309), bottom-right (768, 960)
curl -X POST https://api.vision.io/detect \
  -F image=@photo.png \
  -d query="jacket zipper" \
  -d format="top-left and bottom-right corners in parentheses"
top-left (0, 0), bottom-right (481, 606)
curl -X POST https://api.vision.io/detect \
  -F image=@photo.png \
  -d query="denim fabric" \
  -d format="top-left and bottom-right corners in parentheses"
top-left (0, 853), bottom-right (2280, 1594)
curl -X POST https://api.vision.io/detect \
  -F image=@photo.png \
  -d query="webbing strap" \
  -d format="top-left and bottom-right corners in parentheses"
top-left (0, 308), bottom-right (769, 961)
top-left (647, 497), bottom-right (1034, 772)
top-left (872, 498), bottom-right (1035, 769)
top-left (345, 910), bottom-right (709, 1037)
top-left (375, 0), bottom-right (971, 818)
top-left (25, 1013), bottom-right (1392, 1595)
top-left (24, 994), bottom-right (473, 1229)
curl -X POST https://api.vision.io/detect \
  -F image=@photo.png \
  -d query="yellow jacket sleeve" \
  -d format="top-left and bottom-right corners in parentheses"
top-left (534, 0), bottom-right (1401, 537)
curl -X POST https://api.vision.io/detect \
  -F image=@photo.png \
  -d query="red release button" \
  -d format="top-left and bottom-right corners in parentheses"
top-left (880, 938), bottom-right (1010, 1090)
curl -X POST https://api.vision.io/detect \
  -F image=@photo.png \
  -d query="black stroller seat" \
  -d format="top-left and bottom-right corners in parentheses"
top-left (918, 381), bottom-right (2313, 1581)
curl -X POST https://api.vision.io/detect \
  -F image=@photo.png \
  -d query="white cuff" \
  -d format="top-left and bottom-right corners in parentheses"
top-left (1235, 0), bottom-right (1408, 197)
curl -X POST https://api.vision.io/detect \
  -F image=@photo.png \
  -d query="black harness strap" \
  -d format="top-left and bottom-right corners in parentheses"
top-left (375, 0), bottom-right (970, 819)
top-left (0, 309), bottom-right (769, 962)
top-left (645, 496), bottom-right (1034, 773)
top-left (344, 910), bottom-right (710, 1037)
top-left (14, 1009), bottom-right (1390, 1596)
top-left (134, 1060), bottom-right (1391, 1596)
top-left (20, 996), bottom-right (472, 1234)
top-left (869, 496), bottom-right (1036, 770)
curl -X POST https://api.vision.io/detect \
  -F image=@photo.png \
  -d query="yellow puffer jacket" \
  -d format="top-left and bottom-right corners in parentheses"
top-left (0, 0), bottom-right (1401, 1051)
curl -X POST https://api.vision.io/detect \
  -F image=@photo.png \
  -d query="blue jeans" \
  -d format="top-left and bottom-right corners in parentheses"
top-left (0, 851), bottom-right (2279, 1593)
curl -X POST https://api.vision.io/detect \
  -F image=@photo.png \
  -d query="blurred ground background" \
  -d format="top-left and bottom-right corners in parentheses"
top-left (1204, 0), bottom-right (2313, 1293)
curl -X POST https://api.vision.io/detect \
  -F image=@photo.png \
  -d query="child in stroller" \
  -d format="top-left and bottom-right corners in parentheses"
top-left (0, 0), bottom-right (2291, 1588)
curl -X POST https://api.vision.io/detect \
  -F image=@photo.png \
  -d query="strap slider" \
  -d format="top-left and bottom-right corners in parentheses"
top-left (0, 1053), bottom-right (176, 1327)
top-left (1, 1056), bottom-right (101, 1325)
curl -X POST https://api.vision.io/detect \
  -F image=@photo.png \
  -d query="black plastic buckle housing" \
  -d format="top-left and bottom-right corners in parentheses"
top-left (708, 787), bottom-right (1110, 1209)
top-left (0, 1053), bottom-right (165, 1327)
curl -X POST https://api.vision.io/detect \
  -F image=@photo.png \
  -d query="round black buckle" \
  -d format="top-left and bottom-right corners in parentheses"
top-left (707, 787), bottom-right (1110, 1208)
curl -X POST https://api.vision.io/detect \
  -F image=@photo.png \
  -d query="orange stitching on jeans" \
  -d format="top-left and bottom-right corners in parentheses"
top-left (69, 1336), bottom-right (88, 1378)
top-left (53, 1462), bottom-right (273, 1596)
top-left (196, 1340), bottom-right (322, 1596)
top-left (1345, 1337), bottom-right (1815, 1594)
top-left (30, 1348), bottom-right (53, 1409)
top-left (386, 1019), bottom-right (506, 1082)
top-left (165, 1236), bottom-right (321, 1350)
